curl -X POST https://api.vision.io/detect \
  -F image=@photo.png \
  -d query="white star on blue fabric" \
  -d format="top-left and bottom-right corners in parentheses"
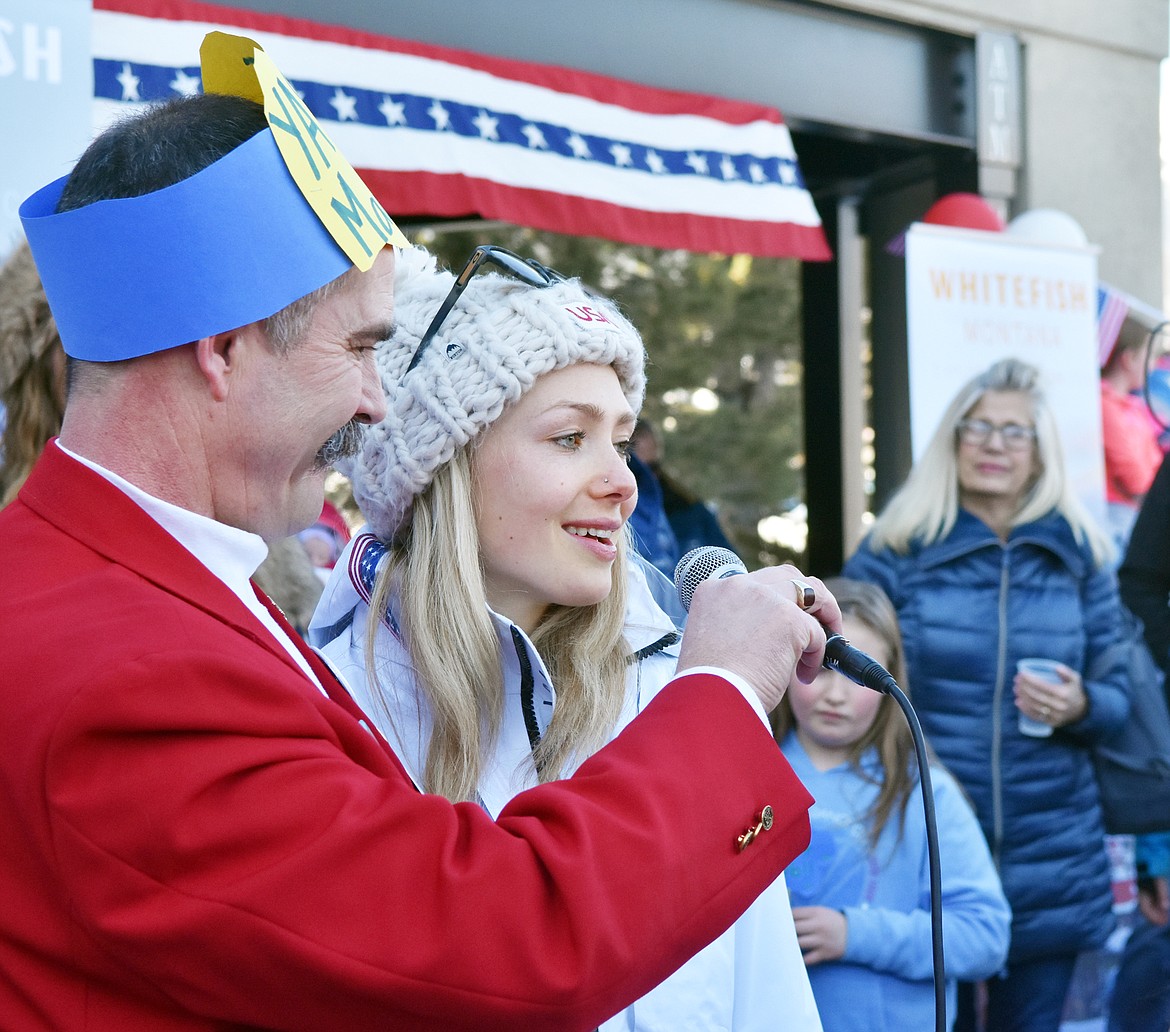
top-left (330, 87), bottom-right (358, 121)
top-left (379, 97), bottom-right (406, 125)
top-left (356, 541), bottom-right (385, 596)
top-left (522, 123), bottom-right (548, 149)
top-left (474, 109), bottom-right (500, 140)
top-left (352, 537), bottom-right (401, 637)
top-left (567, 132), bottom-right (591, 159)
top-left (169, 68), bottom-right (200, 97)
top-left (90, 58), bottom-right (806, 198)
top-left (116, 62), bottom-right (140, 102)
top-left (428, 99), bottom-right (451, 131)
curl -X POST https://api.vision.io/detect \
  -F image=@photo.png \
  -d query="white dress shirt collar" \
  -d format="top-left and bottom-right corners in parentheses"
top-left (55, 441), bottom-right (322, 690)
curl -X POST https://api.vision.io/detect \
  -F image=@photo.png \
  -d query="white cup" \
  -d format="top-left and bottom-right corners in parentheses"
top-left (1016, 658), bottom-right (1060, 738)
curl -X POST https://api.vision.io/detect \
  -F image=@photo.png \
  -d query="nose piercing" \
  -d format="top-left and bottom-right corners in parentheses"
top-left (604, 477), bottom-right (609, 484)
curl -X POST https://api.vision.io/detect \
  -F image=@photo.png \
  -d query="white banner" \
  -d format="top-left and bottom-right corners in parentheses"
top-left (0, 0), bottom-right (93, 257)
top-left (905, 222), bottom-right (1106, 522)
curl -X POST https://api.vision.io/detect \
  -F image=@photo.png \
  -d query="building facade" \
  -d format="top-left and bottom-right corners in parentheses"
top-left (9, 0), bottom-right (1161, 566)
top-left (230, 0), bottom-right (1165, 565)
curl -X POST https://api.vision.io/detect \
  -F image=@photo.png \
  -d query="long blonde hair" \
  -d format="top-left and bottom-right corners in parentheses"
top-left (772, 577), bottom-right (917, 850)
top-left (0, 243), bottom-right (65, 508)
top-left (867, 357), bottom-right (1114, 566)
top-left (364, 444), bottom-right (631, 803)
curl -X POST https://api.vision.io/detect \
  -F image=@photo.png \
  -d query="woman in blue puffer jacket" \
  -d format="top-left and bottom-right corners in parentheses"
top-left (844, 358), bottom-right (1128, 1032)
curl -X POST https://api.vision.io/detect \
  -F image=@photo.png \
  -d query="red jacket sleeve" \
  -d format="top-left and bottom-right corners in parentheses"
top-left (2, 448), bottom-right (811, 1031)
top-left (39, 639), bottom-right (810, 1031)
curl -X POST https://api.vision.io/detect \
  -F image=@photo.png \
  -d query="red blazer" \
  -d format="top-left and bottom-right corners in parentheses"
top-left (0, 443), bottom-right (811, 1031)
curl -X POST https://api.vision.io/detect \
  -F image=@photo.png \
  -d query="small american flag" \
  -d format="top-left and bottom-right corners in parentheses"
top-left (1097, 283), bottom-right (1130, 367)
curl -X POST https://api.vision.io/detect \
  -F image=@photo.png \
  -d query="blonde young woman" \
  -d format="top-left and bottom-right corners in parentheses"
top-left (310, 244), bottom-right (822, 1032)
top-left (843, 357), bottom-right (1128, 1032)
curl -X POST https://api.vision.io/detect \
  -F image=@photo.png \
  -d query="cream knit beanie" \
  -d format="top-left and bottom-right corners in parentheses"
top-left (338, 245), bottom-right (647, 542)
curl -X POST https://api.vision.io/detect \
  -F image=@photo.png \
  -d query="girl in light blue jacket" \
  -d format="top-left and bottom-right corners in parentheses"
top-left (774, 578), bottom-right (1011, 1032)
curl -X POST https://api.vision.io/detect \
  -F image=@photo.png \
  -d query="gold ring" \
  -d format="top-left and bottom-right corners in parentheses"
top-left (792, 579), bottom-right (816, 610)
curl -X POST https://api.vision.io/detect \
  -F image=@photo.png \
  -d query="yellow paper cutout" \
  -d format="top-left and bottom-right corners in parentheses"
top-left (199, 31), bottom-right (264, 104)
top-left (200, 31), bottom-right (408, 271)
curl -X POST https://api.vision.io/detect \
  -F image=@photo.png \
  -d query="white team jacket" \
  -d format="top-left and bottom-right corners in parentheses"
top-left (309, 532), bottom-right (821, 1032)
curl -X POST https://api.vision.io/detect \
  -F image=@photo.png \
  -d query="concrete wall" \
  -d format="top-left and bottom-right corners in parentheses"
top-left (242, 0), bottom-right (1168, 303)
top-left (824, 0), bottom-right (1168, 306)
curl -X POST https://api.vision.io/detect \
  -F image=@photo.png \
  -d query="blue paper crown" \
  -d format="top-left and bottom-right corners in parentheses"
top-left (20, 129), bottom-right (354, 362)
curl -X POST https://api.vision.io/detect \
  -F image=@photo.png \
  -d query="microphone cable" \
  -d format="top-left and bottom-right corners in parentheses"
top-left (675, 547), bottom-right (947, 1032)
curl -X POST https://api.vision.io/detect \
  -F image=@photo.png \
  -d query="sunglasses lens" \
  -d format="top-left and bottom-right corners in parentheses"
top-left (483, 248), bottom-right (552, 286)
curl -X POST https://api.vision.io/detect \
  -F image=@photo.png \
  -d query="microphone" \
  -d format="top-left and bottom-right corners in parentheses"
top-left (673, 545), bottom-right (746, 611)
top-left (823, 635), bottom-right (897, 695)
top-left (673, 546), bottom-right (896, 695)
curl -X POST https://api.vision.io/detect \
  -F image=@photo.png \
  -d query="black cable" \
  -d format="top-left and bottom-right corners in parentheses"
top-left (885, 678), bottom-right (946, 1032)
top-left (674, 549), bottom-right (947, 1028)
top-left (826, 635), bottom-right (946, 1031)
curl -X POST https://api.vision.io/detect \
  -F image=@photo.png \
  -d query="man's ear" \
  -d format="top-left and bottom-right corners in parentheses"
top-left (194, 328), bottom-right (243, 402)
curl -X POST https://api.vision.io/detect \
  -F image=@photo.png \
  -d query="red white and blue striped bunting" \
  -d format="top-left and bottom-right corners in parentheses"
top-left (91, 0), bottom-right (830, 260)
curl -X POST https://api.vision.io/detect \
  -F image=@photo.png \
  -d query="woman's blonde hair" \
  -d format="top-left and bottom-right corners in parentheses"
top-left (771, 577), bottom-right (916, 850)
top-left (0, 243), bottom-right (65, 508)
top-left (364, 444), bottom-right (630, 803)
top-left (866, 357), bottom-right (1113, 566)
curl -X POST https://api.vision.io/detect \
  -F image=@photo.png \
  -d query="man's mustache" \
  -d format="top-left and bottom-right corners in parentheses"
top-left (314, 419), bottom-right (365, 470)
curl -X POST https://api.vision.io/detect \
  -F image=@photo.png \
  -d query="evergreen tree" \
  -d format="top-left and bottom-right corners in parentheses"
top-left (412, 223), bottom-right (806, 568)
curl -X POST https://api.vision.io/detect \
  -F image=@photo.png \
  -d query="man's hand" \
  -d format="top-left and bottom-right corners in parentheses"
top-left (792, 905), bottom-right (848, 965)
top-left (676, 565), bottom-right (841, 712)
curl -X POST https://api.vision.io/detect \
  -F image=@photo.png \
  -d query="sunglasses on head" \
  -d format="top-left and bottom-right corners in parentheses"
top-left (405, 245), bottom-right (568, 374)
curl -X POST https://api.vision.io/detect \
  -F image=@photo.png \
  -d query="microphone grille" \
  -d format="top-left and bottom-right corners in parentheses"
top-left (674, 546), bottom-right (746, 612)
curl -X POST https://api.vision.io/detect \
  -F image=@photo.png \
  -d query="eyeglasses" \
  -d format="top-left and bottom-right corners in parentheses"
top-left (405, 245), bottom-right (568, 374)
top-left (956, 418), bottom-right (1037, 451)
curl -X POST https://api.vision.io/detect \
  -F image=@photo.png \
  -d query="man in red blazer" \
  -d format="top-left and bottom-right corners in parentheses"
top-left (2, 37), bottom-right (836, 1032)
